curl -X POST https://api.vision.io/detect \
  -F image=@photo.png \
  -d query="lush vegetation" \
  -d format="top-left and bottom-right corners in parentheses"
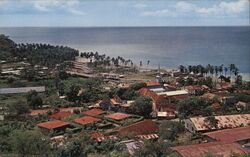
top-left (0, 34), bottom-right (78, 68)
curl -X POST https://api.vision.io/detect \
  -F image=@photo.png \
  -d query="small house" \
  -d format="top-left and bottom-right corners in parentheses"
top-left (37, 120), bottom-right (71, 135)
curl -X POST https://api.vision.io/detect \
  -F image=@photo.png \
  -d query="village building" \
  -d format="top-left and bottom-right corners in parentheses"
top-left (49, 111), bottom-right (72, 120)
top-left (184, 85), bottom-right (209, 95)
top-left (138, 88), bottom-right (177, 119)
top-left (203, 125), bottom-right (250, 143)
top-left (81, 108), bottom-right (105, 117)
top-left (110, 120), bottom-right (159, 139)
top-left (145, 80), bottom-right (165, 93)
top-left (101, 73), bottom-right (121, 80)
top-left (105, 112), bottom-right (131, 121)
top-left (99, 96), bottom-right (132, 113)
top-left (157, 90), bottom-right (189, 97)
top-left (184, 114), bottom-right (250, 133)
top-left (163, 83), bottom-right (176, 91)
top-left (74, 116), bottom-right (101, 125)
top-left (202, 92), bottom-right (236, 105)
top-left (37, 120), bottom-right (71, 135)
top-left (172, 141), bottom-right (248, 157)
top-left (172, 126), bottom-right (250, 157)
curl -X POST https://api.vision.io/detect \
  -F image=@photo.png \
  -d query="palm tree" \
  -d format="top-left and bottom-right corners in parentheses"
top-left (229, 64), bottom-right (236, 77)
top-left (147, 60), bottom-right (150, 65)
top-left (140, 61), bottom-right (142, 67)
top-left (179, 65), bottom-right (185, 73)
top-left (224, 67), bottom-right (228, 77)
top-left (219, 64), bottom-right (223, 76)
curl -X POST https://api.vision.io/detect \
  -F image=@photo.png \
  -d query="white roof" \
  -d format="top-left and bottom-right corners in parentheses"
top-left (150, 88), bottom-right (165, 92)
top-left (157, 90), bottom-right (188, 96)
top-left (157, 112), bottom-right (175, 117)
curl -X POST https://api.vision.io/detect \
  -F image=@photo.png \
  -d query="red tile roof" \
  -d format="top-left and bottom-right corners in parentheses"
top-left (81, 109), bottom-right (105, 117)
top-left (146, 81), bottom-right (161, 87)
top-left (113, 119), bottom-right (159, 136)
top-left (74, 116), bottom-right (101, 125)
top-left (30, 109), bottom-right (51, 116)
top-left (37, 120), bottom-right (70, 129)
top-left (138, 88), bottom-right (159, 101)
top-left (204, 126), bottom-right (250, 143)
top-left (105, 112), bottom-right (131, 120)
top-left (49, 111), bottom-right (72, 120)
top-left (172, 142), bottom-right (249, 157)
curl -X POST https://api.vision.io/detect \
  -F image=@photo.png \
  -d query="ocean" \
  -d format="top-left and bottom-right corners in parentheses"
top-left (0, 27), bottom-right (249, 75)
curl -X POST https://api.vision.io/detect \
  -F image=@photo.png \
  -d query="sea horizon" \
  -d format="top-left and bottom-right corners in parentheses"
top-left (0, 26), bottom-right (249, 80)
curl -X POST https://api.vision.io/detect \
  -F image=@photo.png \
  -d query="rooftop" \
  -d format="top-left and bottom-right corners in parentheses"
top-left (30, 109), bottom-right (51, 116)
top-left (146, 81), bottom-right (161, 87)
top-left (37, 120), bottom-right (70, 129)
top-left (204, 126), bottom-right (250, 143)
top-left (172, 142), bottom-right (249, 157)
top-left (157, 90), bottom-right (188, 96)
top-left (81, 109), bottom-right (105, 117)
top-left (105, 112), bottom-right (131, 120)
top-left (189, 114), bottom-right (250, 131)
top-left (74, 116), bottom-right (101, 125)
top-left (49, 111), bottom-right (72, 120)
top-left (113, 119), bottom-right (159, 136)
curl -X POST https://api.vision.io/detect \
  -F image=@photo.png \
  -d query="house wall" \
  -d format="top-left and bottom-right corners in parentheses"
top-left (0, 115), bottom-right (4, 121)
top-left (184, 119), bottom-right (197, 133)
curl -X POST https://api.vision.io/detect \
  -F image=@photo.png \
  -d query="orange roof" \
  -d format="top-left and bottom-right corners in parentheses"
top-left (138, 88), bottom-right (159, 101)
top-left (81, 109), bottom-right (105, 117)
top-left (37, 120), bottom-right (70, 129)
top-left (172, 142), bottom-right (249, 157)
top-left (113, 120), bottom-right (159, 136)
top-left (74, 116), bottom-right (101, 125)
top-left (49, 111), bottom-right (72, 120)
top-left (30, 109), bottom-right (51, 115)
top-left (105, 112), bottom-right (131, 120)
top-left (146, 81), bottom-right (160, 87)
top-left (204, 126), bottom-right (250, 143)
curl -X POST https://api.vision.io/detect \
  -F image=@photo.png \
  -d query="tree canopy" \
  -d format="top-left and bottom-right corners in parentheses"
top-left (129, 96), bottom-right (152, 118)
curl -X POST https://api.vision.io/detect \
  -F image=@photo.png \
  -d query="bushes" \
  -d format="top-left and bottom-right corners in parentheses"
top-left (177, 97), bottom-right (213, 118)
top-left (159, 121), bottom-right (185, 141)
top-left (129, 96), bottom-right (152, 118)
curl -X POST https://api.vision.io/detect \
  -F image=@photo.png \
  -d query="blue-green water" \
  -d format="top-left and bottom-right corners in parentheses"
top-left (0, 27), bottom-right (249, 73)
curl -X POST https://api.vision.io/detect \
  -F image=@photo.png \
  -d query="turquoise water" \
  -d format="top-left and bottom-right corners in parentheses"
top-left (0, 27), bottom-right (249, 73)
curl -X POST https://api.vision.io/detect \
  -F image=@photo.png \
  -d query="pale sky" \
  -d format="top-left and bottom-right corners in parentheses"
top-left (0, 0), bottom-right (249, 27)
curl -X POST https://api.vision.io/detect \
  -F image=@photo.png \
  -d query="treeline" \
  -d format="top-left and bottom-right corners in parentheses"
top-left (80, 52), bottom-right (133, 67)
top-left (179, 64), bottom-right (239, 77)
top-left (0, 34), bottom-right (78, 68)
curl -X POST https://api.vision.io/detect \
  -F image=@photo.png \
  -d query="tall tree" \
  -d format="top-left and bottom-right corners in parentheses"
top-left (129, 96), bottom-right (152, 118)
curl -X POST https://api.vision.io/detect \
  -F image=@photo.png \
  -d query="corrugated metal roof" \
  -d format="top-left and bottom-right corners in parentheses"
top-left (204, 126), bottom-right (250, 142)
top-left (172, 142), bottom-right (249, 157)
top-left (113, 120), bottom-right (159, 136)
top-left (157, 90), bottom-right (188, 96)
top-left (190, 114), bottom-right (250, 131)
